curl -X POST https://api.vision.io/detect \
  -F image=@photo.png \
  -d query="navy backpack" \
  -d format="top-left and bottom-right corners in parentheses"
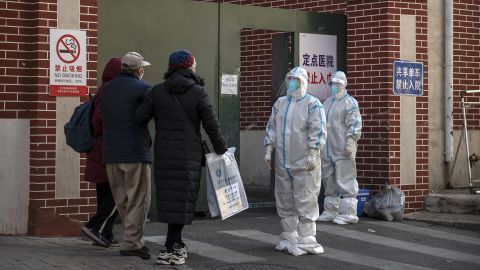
top-left (64, 95), bottom-right (96, 153)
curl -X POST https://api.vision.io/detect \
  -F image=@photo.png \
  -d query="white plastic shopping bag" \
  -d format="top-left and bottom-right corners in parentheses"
top-left (206, 147), bottom-right (249, 220)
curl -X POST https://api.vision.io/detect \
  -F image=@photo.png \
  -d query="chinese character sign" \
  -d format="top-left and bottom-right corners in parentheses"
top-left (393, 60), bottom-right (423, 96)
top-left (299, 33), bottom-right (337, 102)
top-left (49, 28), bottom-right (87, 96)
top-left (221, 74), bottom-right (238, 95)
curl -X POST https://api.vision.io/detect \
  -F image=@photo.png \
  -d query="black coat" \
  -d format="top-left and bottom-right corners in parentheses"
top-left (136, 69), bottom-right (227, 224)
top-left (100, 73), bottom-right (153, 164)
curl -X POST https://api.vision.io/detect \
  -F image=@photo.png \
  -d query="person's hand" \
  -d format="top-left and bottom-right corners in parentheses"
top-left (306, 148), bottom-right (319, 171)
top-left (345, 137), bottom-right (355, 157)
top-left (264, 145), bottom-right (273, 169)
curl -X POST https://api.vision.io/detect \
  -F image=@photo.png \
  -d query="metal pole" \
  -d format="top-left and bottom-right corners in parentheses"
top-left (444, 0), bottom-right (454, 163)
top-left (464, 90), bottom-right (480, 94)
top-left (461, 96), bottom-right (473, 188)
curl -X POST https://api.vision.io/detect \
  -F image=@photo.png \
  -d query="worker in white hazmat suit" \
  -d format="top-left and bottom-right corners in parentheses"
top-left (317, 71), bottom-right (362, 225)
top-left (264, 67), bottom-right (327, 256)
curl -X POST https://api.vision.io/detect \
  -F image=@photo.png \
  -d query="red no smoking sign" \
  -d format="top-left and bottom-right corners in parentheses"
top-left (56, 34), bottom-right (81, 64)
top-left (49, 29), bottom-right (86, 96)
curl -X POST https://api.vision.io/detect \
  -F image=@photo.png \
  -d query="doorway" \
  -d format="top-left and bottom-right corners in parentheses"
top-left (98, 0), bottom-right (347, 214)
top-left (238, 29), bottom-right (293, 206)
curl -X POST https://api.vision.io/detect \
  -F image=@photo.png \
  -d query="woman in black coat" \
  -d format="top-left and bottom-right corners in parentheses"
top-left (136, 50), bottom-right (227, 265)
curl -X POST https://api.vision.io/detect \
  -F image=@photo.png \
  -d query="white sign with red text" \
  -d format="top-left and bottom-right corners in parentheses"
top-left (299, 33), bottom-right (337, 102)
top-left (49, 29), bottom-right (87, 96)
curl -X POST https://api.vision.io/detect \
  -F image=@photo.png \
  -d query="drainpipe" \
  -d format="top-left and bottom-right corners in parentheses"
top-left (444, 0), bottom-right (454, 167)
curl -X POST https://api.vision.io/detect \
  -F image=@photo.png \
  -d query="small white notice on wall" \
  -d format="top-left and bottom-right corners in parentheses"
top-left (221, 74), bottom-right (238, 95)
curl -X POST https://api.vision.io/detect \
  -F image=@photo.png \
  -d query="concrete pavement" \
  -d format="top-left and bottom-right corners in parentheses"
top-left (404, 211), bottom-right (480, 230)
top-left (404, 188), bottom-right (480, 231)
top-left (1, 208), bottom-right (480, 270)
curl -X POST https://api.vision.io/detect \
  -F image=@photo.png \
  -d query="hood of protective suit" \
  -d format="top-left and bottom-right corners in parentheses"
top-left (331, 71), bottom-right (347, 86)
top-left (330, 71), bottom-right (348, 98)
top-left (285, 67), bottom-right (308, 99)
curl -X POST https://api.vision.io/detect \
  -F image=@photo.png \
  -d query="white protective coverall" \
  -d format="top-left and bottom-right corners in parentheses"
top-left (317, 71), bottom-right (362, 225)
top-left (264, 67), bottom-right (327, 255)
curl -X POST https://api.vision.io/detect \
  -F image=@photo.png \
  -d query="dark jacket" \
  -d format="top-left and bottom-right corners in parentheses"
top-left (84, 57), bottom-right (121, 183)
top-left (100, 73), bottom-right (152, 164)
top-left (136, 68), bottom-right (227, 225)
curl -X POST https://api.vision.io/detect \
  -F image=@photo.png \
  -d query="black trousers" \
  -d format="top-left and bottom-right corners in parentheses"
top-left (85, 182), bottom-right (119, 239)
top-left (165, 223), bottom-right (184, 252)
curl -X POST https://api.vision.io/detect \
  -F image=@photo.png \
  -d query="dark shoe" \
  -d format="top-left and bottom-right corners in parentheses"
top-left (120, 245), bottom-right (151, 260)
top-left (174, 241), bottom-right (188, 258)
top-left (81, 227), bottom-right (108, 247)
top-left (99, 234), bottom-right (120, 248)
top-left (156, 248), bottom-right (185, 265)
top-left (92, 237), bottom-right (119, 248)
top-left (106, 238), bottom-right (120, 247)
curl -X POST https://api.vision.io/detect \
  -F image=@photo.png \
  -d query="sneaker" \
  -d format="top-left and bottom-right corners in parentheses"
top-left (81, 226), bottom-right (109, 247)
top-left (174, 241), bottom-right (188, 258)
top-left (106, 238), bottom-right (120, 247)
top-left (120, 245), bottom-right (151, 260)
top-left (156, 248), bottom-right (185, 265)
top-left (102, 234), bottom-right (120, 247)
top-left (92, 237), bottom-right (120, 248)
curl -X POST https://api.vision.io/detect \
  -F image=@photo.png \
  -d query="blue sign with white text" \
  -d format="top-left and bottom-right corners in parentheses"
top-left (393, 60), bottom-right (423, 96)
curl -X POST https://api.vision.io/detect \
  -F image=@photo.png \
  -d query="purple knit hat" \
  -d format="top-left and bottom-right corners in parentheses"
top-left (168, 49), bottom-right (195, 69)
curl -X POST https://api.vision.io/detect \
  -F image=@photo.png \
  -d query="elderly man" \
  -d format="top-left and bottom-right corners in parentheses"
top-left (100, 52), bottom-right (152, 259)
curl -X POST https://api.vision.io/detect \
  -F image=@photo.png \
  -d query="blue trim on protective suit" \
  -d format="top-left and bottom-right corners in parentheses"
top-left (325, 98), bottom-right (335, 160)
top-left (308, 99), bottom-right (325, 148)
top-left (338, 92), bottom-right (349, 101)
top-left (296, 94), bottom-right (308, 102)
top-left (345, 96), bottom-right (358, 112)
top-left (264, 124), bottom-right (270, 146)
top-left (352, 114), bottom-right (360, 135)
top-left (282, 99), bottom-right (292, 168)
top-left (264, 105), bottom-right (277, 145)
top-left (346, 106), bottom-right (359, 113)
top-left (286, 168), bottom-right (294, 180)
top-left (345, 96), bottom-right (360, 136)
top-left (317, 102), bottom-right (324, 147)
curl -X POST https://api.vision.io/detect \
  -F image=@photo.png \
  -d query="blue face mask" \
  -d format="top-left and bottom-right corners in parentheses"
top-left (287, 79), bottom-right (300, 96)
top-left (330, 84), bottom-right (338, 96)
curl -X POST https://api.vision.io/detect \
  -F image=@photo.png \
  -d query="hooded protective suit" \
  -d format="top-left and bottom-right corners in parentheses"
top-left (264, 67), bottom-right (327, 255)
top-left (318, 71), bottom-right (362, 225)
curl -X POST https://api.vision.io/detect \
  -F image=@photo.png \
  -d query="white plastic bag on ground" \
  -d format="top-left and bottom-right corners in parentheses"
top-left (363, 184), bottom-right (405, 221)
top-left (206, 147), bottom-right (249, 220)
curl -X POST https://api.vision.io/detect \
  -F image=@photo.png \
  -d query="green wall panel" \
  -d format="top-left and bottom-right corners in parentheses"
top-left (98, 0), bottom-right (346, 213)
